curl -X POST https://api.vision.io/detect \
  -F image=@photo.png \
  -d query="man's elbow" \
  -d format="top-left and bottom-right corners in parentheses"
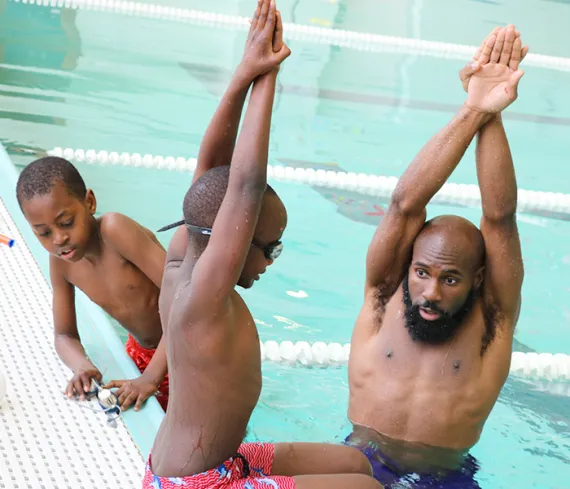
top-left (389, 189), bottom-right (424, 218)
top-left (483, 205), bottom-right (517, 225)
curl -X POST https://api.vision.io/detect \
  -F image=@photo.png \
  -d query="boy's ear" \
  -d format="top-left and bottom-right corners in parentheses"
top-left (85, 189), bottom-right (97, 216)
top-left (474, 266), bottom-right (485, 289)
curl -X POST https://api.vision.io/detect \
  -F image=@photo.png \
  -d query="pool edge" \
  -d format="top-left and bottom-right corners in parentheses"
top-left (0, 145), bottom-right (164, 459)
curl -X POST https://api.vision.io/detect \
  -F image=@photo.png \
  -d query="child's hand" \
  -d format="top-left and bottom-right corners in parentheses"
top-left (105, 375), bottom-right (159, 412)
top-left (238, 0), bottom-right (291, 82)
top-left (66, 366), bottom-right (102, 401)
top-left (272, 10), bottom-right (284, 56)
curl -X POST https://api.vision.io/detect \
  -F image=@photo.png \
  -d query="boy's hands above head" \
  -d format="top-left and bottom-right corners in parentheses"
top-left (105, 375), bottom-right (159, 412)
top-left (272, 10), bottom-right (284, 54)
top-left (237, 0), bottom-right (290, 83)
top-left (65, 364), bottom-right (102, 401)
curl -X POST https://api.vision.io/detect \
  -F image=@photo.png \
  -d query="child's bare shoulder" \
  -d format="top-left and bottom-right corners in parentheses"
top-left (99, 212), bottom-right (140, 236)
top-left (49, 252), bottom-right (69, 277)
top-left (99, 213), bottom-right (163, 248)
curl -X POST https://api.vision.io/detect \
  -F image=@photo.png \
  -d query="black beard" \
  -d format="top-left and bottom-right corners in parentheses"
top-left (402, 273), bottom-right (476, 345)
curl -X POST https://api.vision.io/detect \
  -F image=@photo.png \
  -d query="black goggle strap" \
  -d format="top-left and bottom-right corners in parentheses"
top-left (174, 224), bottom-right (282, 259)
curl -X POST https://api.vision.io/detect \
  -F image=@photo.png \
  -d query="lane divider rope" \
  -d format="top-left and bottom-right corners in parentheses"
top-left (13, 0), bottom-right (570, 72)
top-left (48, 147), bottom-right (570, 218)
top-left (260, 340), bottom-right (570, 385)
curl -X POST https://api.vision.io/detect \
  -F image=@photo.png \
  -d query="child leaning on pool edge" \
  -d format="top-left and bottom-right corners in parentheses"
top-left (16, 157), bottom-right (169, 412)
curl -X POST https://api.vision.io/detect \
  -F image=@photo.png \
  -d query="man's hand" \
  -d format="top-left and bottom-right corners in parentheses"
top-left (459, 25), bottom-right (529, 93)
top-left (465, 25), bottom-right (527, 114)
top-left (105, 375), bottom-right (159, 412)
top-left (238, 0), bottom-right (290, 82)
top-left (65, 365), bottom-right (102, 401)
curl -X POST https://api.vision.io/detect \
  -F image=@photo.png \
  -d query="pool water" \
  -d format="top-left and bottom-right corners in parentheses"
top-left (1, 0), bottom-right (569, 487)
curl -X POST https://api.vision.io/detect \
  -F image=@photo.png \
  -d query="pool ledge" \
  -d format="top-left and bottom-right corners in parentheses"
top-left (0, 144), bottom-right (164, 461)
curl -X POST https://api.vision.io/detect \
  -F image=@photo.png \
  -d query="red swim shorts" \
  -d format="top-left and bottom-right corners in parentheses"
top-left (125, 334), bottom-right (169, 411)
top-left (142, 442), bottom-right (296, 489)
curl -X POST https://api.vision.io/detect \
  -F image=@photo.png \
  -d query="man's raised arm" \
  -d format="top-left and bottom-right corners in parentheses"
top-left (476, 27), bottom-right (525, 319)
top-left (365, 106), bottom-right (489, 302)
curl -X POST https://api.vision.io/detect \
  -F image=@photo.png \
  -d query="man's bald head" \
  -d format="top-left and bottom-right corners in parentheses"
top-left (414, 215), bottom-right (485, 274)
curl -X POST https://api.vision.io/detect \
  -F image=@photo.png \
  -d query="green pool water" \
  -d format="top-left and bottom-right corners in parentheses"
top-left (1, 0), bottom-right (569, 487)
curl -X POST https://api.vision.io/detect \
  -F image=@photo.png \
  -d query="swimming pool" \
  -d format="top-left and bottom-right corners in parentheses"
top-left (1, 0), bottom-right (570, 487)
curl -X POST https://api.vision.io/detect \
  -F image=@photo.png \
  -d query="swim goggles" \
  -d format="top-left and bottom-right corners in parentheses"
top-left (187, 224), bottom-right (283, 261)
top-left (69, 378), bottom-right (122, 428)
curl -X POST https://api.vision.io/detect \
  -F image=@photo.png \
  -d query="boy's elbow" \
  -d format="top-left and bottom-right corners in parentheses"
top-left (230, 157), bottom-right (267, 193)
top-left (53, 334), bottom-right (66, 354)
top-left (237, 174), bottom-right (267, 198)
top-left (54, 331), bottom-right (79, 345)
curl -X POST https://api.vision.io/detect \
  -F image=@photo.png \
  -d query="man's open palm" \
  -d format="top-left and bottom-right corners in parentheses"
top-left (467, 62), bottom-right (524, 114)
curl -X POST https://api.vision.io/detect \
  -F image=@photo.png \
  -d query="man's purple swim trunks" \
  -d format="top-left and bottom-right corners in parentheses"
top-left (344, 430), bottom-right (481, 489)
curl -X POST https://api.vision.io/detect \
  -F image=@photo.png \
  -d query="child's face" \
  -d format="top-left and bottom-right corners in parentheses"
top-left (21, 181), bottom-right (97, 262)
top-left (238, 193), bottom-right (287, 289)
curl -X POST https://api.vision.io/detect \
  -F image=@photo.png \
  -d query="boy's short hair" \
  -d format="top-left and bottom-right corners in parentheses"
top-left (182, 165), bottom-right (276, 228)
top-left (16, 157), bottom-right (87, 208)
top-left (158, 165), bottom-right (276, 233)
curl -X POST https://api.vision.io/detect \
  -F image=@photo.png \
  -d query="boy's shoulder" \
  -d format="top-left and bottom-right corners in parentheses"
top-left (99, 212), bottom-right (137, 236)
top-left (100, 212), bottom-right (157, 243)
top-left (100, 213), bottom-right (165, 256)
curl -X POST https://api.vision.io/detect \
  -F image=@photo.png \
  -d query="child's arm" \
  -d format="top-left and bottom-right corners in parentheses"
top-left (98, 213), bottom-right (168, 411)
top-left (51, 257), bottom-right (102, 400)
top-left (159, 6), bottom-right (286, 262)
top-left (187, 0), bottom-right (290, 315)
top-left (192, 3), bottom-right (287, 185)
top-left (191, 10), bottom-right (263, 185)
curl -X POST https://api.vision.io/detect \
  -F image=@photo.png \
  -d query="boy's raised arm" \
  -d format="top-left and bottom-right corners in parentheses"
top-left (191, 0), bottom-right (265, 184)
top-left (188, 0), bottom-right (290, 314)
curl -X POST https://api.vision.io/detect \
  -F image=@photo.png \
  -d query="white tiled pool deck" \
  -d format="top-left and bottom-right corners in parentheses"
top-left (0, 197), bottom-right (144, 489)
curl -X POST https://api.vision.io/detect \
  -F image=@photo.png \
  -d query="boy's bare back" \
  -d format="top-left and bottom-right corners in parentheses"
top-left (155, 248), bottom-right (263, 474)
top-left (153, 171), bottom-right (287, 477)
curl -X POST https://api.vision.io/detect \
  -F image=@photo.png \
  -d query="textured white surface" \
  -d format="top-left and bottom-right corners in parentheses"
top-left (0, 197), bottom-right (144, 489)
